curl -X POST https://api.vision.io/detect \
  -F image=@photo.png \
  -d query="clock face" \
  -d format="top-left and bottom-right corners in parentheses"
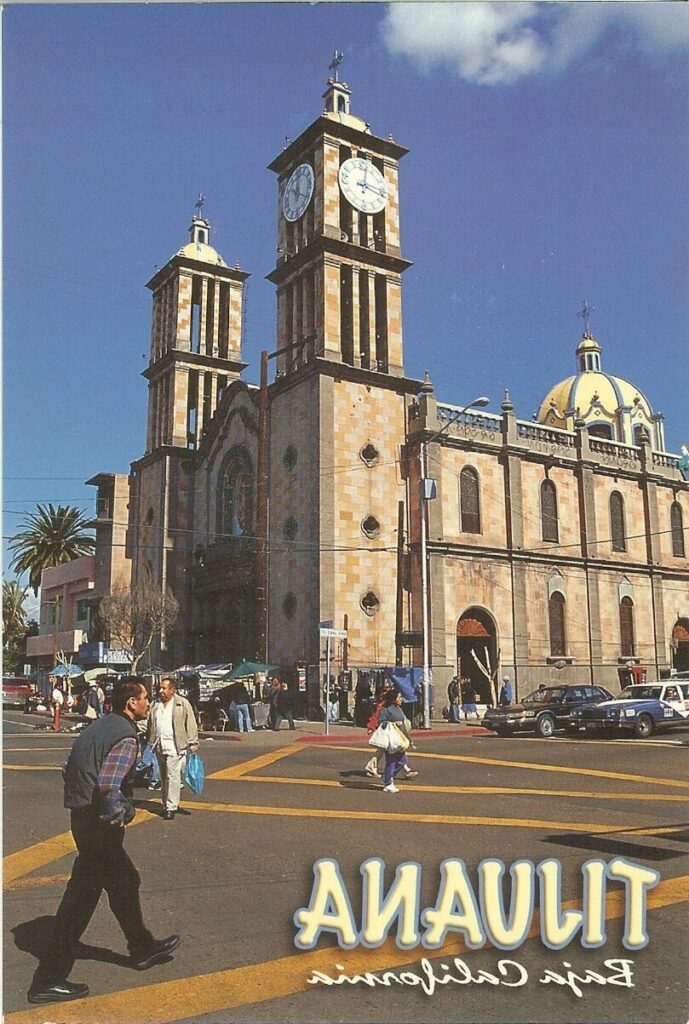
top-left (338, 157), bottom-right (388, 214)
top-left (282, 163), bottom-right (314, 222)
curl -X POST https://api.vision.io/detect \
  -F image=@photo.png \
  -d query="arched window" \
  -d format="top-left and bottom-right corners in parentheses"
top-left (217, 446), bottom-right (254, 539)
top-left (671, 501), bottom-right (685, 558)
top-left (588, 423), bottom-right (613, 440)
top-left (610, 491), bottom-right (626, 552)
top-left (460, 466), bottom-right (481, 534)
top-left (620, 597), bottom-right (635, 657)
top-left (548, 592), bottom-right (567, 657)
top-left (541, 479), bottom-right (559, 543)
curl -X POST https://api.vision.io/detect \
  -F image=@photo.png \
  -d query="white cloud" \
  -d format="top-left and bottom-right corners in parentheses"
top-left (381, 2), bottom-right (689, 85)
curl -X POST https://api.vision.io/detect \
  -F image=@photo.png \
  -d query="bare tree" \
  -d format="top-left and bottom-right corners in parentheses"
top-left (98, 581), bottom-right (180, 673)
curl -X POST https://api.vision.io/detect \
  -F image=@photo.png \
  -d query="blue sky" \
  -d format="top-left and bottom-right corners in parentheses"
top-left (4, 2), bottom-right (689, 593)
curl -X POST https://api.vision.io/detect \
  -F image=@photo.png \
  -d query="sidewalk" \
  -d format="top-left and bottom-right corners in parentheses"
top-left (21, 709), bottom-right (490, 742)
top-left (198, 716), bottom-right (489, 744)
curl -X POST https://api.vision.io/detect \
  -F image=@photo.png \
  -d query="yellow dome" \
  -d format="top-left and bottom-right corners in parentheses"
top-left (539, 373), bottom-right (653, 425)
top-left (178, 240), bottom-right (228, 267)
top-left (323, 110), bottom-right (370, 134)
top-left (537, 331), bottom-right (656, 444)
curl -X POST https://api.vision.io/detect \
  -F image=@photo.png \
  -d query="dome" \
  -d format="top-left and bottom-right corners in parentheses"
top-left (537, 330), bottom-right (662, 448)
top-left (176, 215), bottom-right (228, 267)
top-left (178, 240), bottom-right (228, 267)
top-left (323, 110), bottom-right (370, 134)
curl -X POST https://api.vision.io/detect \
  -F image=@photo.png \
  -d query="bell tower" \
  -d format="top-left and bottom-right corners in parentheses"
top-left (264, 62), bottom-right (422, 675)
top-left (144, 200), bottom-right (249, 452)
top-left (267, 63), bottom-right (411, 378)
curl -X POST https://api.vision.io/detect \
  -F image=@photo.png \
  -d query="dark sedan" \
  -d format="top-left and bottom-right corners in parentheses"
top-left (482, 684), bottom-right (614, 738)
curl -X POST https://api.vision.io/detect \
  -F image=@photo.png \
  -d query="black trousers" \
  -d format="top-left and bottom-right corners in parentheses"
top-left (35, 809), bottom-right (153, 983)
top-left (273, 709), bottom-right (295, 730)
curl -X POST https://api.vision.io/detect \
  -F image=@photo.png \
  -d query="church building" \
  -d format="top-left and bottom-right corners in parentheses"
top-left (90, 69), bottom-right (689, 703)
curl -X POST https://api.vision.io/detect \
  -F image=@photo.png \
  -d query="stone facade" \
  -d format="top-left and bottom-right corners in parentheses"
top-left (89, 76), bottom-right (689, 699)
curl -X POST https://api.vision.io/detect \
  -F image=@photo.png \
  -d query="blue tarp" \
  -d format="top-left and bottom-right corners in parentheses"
top-left (50, 664), bottom-right (84, 677)
top-left (386, 666), bottom-right (425, 703)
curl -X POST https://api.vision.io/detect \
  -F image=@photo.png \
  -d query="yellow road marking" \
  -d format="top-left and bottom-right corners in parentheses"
top-left (3, 810), bottom-right (156, 886)
top-left (3, 746), bottom-right (73, 752)
top-left (5, 873), bottom-right (70, 891)
top-left (6, 872), bottom-right (689, 1024)
top-left (208, 742), bottom-right (302, 780)
top-left (177, 798), bottom-right (635, 834)
top-left (233, 774), bottom-right (689, 802)
top-left (308, 743), bottom-right (689, 790)
top-left (2, 764), bottom-right (62, 771)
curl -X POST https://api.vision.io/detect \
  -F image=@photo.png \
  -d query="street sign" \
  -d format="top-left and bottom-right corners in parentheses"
top-left (319, 619), bottom-right (334, 629)
top-left (319, 627), bottom-right (348, 639)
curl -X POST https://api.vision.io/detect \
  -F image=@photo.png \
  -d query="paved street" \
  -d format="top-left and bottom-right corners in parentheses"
top-left (3, 710), bottom-right (689, 1023)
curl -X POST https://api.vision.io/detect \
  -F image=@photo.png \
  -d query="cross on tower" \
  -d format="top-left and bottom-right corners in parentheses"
top-left (577, 300), bottom-right (595, 336)
top-left (195, 193), bottom-right (206, 218)
top-left (329, 50), bottom-right (344, 81)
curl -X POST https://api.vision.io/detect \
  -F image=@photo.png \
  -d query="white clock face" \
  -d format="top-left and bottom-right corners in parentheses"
top-left (282, 163), bottom-right (314, 222)
top-left (338, 157), bottom-right (388, 214)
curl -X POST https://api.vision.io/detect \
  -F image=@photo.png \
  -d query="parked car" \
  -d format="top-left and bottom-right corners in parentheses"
top-left (482, 684), bottom-right (614, 738)
top-left (572, 681), bottom-right (689, 739)
top-left (2, 676), bottom-right (34, 708)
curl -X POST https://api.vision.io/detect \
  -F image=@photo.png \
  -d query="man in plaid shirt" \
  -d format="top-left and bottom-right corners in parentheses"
top-left (28, 678), bottom-right (180, 1005)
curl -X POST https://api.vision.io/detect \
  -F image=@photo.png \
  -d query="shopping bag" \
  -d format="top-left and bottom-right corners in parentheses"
top-left (368, 723), bottom-right (392, 750)
top-left (387, 723), bottom-right (411, 753)
top-left (184, 752), bottom-right (205, 795)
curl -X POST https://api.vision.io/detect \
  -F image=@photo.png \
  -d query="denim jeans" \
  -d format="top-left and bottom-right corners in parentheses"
top-left (235, 703), bottom-right (253, 732)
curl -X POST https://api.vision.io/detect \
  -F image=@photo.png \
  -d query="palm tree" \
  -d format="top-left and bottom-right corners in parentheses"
top-left (9, 504), bottom-right (95, 595)
top-left (3, 578), bottom-right (29, 637)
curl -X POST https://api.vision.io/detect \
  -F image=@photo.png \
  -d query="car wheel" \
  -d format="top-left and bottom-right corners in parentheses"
top-left (495, 727), bottom-right (510, 738)
top-left (633, 714), bottom-right (654, 739)
top-left (536, 714), bottom-right (555, 738)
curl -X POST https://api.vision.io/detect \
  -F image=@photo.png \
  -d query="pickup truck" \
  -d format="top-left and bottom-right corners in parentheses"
top-left (572, 680), bottom-right (689, 738)
top-left (2, 676), bottom-right (35, 708)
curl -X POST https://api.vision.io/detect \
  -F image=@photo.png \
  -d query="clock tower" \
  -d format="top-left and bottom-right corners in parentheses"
top-left (267, 72), bottom-right (411, 377)
top-left (265, 65), bottom-right (421, 674)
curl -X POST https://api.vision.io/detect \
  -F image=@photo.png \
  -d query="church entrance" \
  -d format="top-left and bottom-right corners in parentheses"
top-left (672, 618), bottom-right (689, 673)
top-left (456, 608), bottom-right (498, 705)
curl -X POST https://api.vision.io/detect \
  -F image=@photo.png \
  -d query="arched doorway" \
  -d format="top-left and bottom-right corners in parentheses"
top-left (672, 618), bottom-right (689, 673)
top-left (456, 608), bottom-right (498, 704)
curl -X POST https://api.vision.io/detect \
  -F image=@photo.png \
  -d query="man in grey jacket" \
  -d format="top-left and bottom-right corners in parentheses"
top-left (27, 678), bottom-right (179, 1005)
top-left (148, 676), bottom-right (199, 820)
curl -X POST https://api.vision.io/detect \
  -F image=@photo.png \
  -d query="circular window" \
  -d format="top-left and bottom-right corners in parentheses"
top-left (284, 516), bottom-right (298, 541)
top-left (283, 593), bottom-right (297, 619)
top-left (283, 445), bottom-right (298, 470)
top-left (361, 591), bottom-right (380, 616)
top-left (146, 507), bottom-right (155, 526)
top-left (360, 442), bottom-right (380, 467)
top-left (361, 515), bottom-right (380, 539)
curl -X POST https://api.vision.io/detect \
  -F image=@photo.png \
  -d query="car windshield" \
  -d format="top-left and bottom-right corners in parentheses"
top-left (523, 687), bottom-right (566, 704)
top-left (618, 685), bottom-right (663, 700)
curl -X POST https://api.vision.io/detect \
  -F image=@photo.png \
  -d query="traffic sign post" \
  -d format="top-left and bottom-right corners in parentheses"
top-left (319, 626), bottom-right (347, 734)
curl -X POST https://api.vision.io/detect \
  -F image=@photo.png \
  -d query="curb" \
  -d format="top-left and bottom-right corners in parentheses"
top-left (298, 725), bottom-right (490, 743)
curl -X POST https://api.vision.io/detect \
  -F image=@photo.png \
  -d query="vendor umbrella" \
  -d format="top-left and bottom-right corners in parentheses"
top-left (49, 663), bottom-right (84, 677)
top-left (222, 661), bottom-right (279, 680)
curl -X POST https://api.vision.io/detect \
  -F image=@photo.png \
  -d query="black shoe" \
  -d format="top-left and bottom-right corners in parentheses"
top-left (131, 934), bottom-right (180, 971)
top-left (176, 807), bottom-right (191, 816)
top-left (28, 980), bottom-right (89, 1004)
top-left (162, 809), bottom-right (175, 820)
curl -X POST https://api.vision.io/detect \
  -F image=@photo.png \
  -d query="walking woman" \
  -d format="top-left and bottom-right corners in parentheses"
top-left (378, 688), bottom-right (417, 793)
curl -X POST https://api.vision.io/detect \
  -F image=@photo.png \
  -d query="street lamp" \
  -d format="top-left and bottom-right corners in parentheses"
top-left (419, 394), bottom-right (490, 729)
